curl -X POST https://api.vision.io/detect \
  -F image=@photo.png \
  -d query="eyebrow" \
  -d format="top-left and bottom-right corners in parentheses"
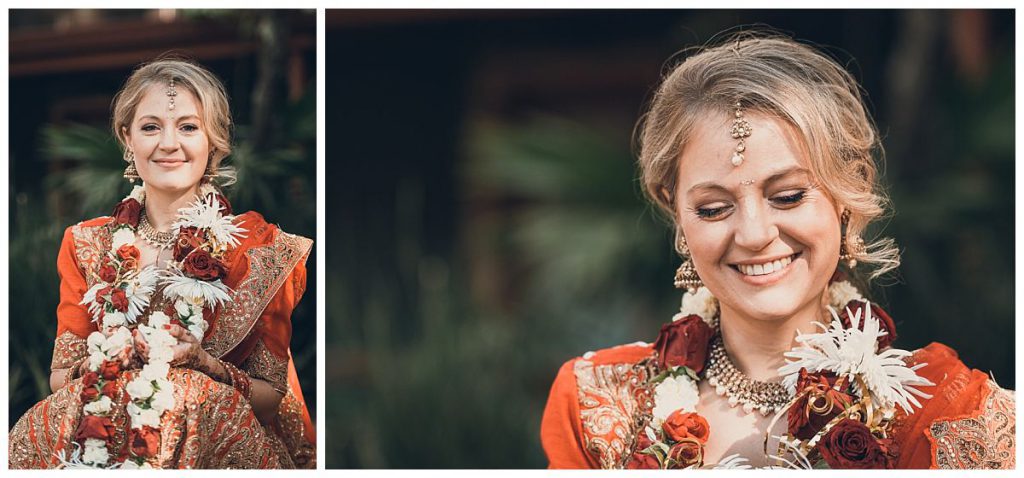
top-left (136, 114), bottom-right (201, 123)
top-left (686, 166), bottom-right (812, 195)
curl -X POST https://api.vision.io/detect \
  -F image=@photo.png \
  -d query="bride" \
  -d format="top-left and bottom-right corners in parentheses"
top-left (540, 32), bottom-right (1014, 469)
top-left (9, 58), bottom-right (315, 468)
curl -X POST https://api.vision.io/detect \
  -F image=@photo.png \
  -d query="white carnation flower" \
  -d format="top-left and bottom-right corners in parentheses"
top-left (87, 332), bottom-right (106, 354)
top-left (127, 402), bottom-right (162, 429)
top-left (82, 439), bottom-right (109, 465)
top-left (188, 324), bottom-right (205, 342)
top-left (828, 280), bottom-right (864, 309)
top-left (111, 228), bottom-right (135, 249)
top-left (151, 386), bottom-right (175, 413)
top-left (128, 186), bottom-right (145, 203)
top-left (125, 377), bottom-right (156, 400)
top-left (651, 374), bottom-right (700, 423)
top-left (140, 362), bottom-right (171, 382)
top-left (88, 351), bottom-right (106, 371)
top-left (83, 395), bottom-right (113, 415)
top-left (675, 286), bottom-right (718, 325)
top-left (148, 311), bottom-right (171, 329)
top-left (102, 311), bottom-right (127, 329)
top-left (173, 299), bottom-right (192, 318)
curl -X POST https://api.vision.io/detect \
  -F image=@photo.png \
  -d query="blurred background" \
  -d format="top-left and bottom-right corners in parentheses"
top-left (8, 9), bottom-right (317, 429)
top-left (326, 9), bottom-right (1016, 468)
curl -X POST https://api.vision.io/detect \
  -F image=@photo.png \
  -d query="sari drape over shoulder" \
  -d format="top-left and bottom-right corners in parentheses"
top-left (540, 341), bottom-right (1015, 469)
top-left (10, 212), bottom-right (315, 469)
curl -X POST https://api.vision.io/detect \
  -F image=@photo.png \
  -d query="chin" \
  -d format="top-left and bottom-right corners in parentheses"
top-left (143, 175), bottom-right (202, 194)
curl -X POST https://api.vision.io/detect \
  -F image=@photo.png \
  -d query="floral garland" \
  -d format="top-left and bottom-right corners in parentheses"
top-left (67, 183), bottom-right (245, 468)
top-left (628, 278), bottom-right (934, 469)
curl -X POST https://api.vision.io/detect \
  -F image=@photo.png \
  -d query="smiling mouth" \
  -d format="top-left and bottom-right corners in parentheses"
top-left (731, 253), bottom-right (800, 277)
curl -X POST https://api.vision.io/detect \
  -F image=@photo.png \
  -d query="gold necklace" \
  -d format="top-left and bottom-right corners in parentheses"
top-left (138, 213), bottom-right (177, 250)
top-left (704, 335), bottom-right (792, 416)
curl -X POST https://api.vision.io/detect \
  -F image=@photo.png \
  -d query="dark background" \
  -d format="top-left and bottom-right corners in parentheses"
top-left (8, 9), bottom-right (317, 429)
top-left (326, 9), bottom-right (1015, 468)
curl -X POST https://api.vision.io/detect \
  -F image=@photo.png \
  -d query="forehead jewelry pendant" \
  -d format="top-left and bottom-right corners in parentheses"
top-left (730, 101), bottom-right (752, 167)
top-left (166, 77), bottom-right (178, 117)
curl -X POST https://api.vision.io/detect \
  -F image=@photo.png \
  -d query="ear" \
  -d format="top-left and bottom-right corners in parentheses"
top-left (121, 125), bottom-right (131, 145)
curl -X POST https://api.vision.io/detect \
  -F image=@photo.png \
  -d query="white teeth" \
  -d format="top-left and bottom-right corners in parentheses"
top-left (738, 255), bottom-right (793, 276)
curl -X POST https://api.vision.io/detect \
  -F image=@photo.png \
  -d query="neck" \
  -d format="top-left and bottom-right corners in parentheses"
top-left (718, 294), bottom-right (827, 382)
top-left (143, 184), bottom-right (200, 231)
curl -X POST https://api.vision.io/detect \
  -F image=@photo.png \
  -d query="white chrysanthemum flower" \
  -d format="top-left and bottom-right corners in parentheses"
top-left (651, 374), bottom-right (700, 422)
top-left (779, 303), bottom-right (935, 415)
top-left (81, 439), bottom-right (110, 466)
top-left (828, 280), bottom-right (864, 309)
top-left (173, 194), bottom-right (247, 248)
top-left (83, 395), bottom-right (114, 415)
top-left (125, 377), bottom-right (156, 400)
top-left (673, 286), bottom-right (718, 325)
top-left (140, 362), bottom-right (170, 382)
top-left (128, 186), bottom-right (145, 203)
top-left (111, 228), bottom-right (135, 249)
top-left (81, 284), bottom-right (107, 321)
top-left (162, 271), bottom-right (232, 307)
top-left (124, 267), bottom-right (159, 323)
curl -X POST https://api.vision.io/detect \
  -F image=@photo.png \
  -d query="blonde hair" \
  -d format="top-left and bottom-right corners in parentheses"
top-left (636, 30), bottom-right (899, 279)
top-left (111, 56), bottom-right (236, 186)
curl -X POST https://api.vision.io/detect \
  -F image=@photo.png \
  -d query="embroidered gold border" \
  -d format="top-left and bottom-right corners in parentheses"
top-left (70, 219), bottom-right (113, 289)
top-left (573, 357), bottom-right (656, 469)
top-left (205, 230), bottom-right (313, 358)
top-left (929, 380), bottom-right (1015, 469)
top-left (241, 339), bottom-right (289, 394)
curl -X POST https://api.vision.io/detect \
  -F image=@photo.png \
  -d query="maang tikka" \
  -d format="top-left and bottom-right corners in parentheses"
top-left (730, 100), bottom-right (752, 166)
top-left (674, 235), bottom-right (702, 294)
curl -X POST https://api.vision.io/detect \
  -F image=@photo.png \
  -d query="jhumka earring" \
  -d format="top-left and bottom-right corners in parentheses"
top-left (839, 210), bottom-right (865, 268)
top-left (123, 149), bottom-right (140, 183)
top-left (203, 151), bottom-right (217, 181)
top-left (674, 235), bottom-right (703, 294)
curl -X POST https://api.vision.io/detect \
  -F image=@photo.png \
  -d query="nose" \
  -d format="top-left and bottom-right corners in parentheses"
top-left (158, 127), bottom-right (179, 152)
top-left (733, 200), bottom-right (778, 252)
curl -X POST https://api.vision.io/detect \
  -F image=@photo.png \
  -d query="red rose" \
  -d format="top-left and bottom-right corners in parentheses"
top-left (662, 411), bottom-right (710, 444)
top-left (117, 244), bottom-right (141, 261)
top-left (625, 432), bottom-right (660, 469)
top-left (129, 425), bottom-right (161, 458)
top-left (839, 300), bottom-right (897, 349)
top-left (112, 198), bottom-right (142, 227)
top-left (96, 286), bottom-right (112, 305)
top-left (653, 315), bottom-right (714, 373)
top-left (98, 260), bottom-right (118, 283)
top-left (110, 288), bottom-right (129, 312)
top-left (82, 371), bottom-right (100, 388)
top-left (101, 380), bottom-right (119, 397)
top-left (173, 226), bottom-right (207, 262)
top-left (75, 415), bottom-right (116, 441)
top-left (817, 418), bottom-right (889, 469)
top-left (181, 248), bottom-right (226, 281)
top-left (667, 440), bottom-right (703, 468)
top-left (80, 386), bottom-right (100, 402)
top-left (99, 360), bottom-right (120, 381)
top-left (121, 257), bottom-right (139, 272)
top-left (787, 368), bottom-right (854, 440)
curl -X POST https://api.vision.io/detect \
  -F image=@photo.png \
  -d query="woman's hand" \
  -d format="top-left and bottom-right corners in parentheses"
top-left (133, 324), bottom-right (208, 369)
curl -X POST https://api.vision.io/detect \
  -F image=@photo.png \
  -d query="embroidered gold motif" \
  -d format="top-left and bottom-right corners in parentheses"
top-left (930, 380), bottom-right (1015, 469)
top-left (573, 357), bottom-right (656, 469)
top-left (71, 221), bottom-right (113, 288)
top-left (50, 331), bottom-right (88, 370)
top-left (241, 339), bottom-right (289, 394)
top-left (275, 386), bottom-right (316, 468)
top-left (205, 230), bottom-right (312, 358)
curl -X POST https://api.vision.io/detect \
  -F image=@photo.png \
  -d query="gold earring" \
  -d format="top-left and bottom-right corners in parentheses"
top-left (674, 235), bottom-right (703, 293)
top-left (839, 210), bottom-right (865, 268)
top-left (123, 150), bottom-right (139, 183)
top-left (203, 152), bottom-right (217, 181)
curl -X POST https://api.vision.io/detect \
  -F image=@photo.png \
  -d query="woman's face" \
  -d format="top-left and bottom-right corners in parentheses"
top-left (674, 112), bottom-right (841, 322)
top-left (124, 83), bottom-right (210, 194)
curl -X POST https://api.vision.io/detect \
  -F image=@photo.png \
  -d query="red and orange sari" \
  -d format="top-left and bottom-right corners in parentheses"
top-left (9, 211), bottom-right (315, 469)
top-left (541, 341), bottom-right (1015, 469)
